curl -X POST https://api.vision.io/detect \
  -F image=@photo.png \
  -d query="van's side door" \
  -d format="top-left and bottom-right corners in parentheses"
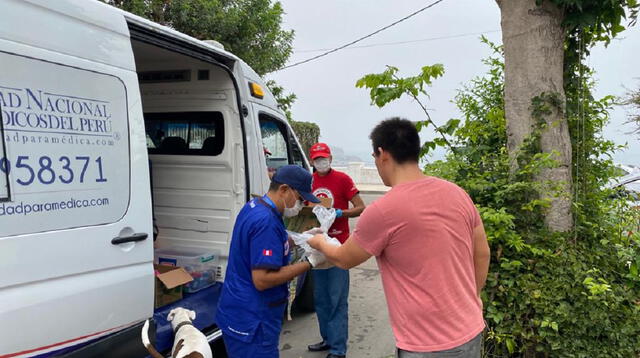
top-left (0, 2), bottom-right (153, 356)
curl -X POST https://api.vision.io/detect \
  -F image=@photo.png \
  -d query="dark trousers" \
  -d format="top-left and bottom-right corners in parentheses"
top-left (396, 332), bottom-right (483, 358)
top-left (313, 266), bottom-right (350, 356)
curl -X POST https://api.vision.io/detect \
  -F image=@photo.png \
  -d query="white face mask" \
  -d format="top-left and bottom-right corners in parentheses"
top-left (314, 158), bottom-right (331, 174)
top-left (283, 190), bottom-right (303, 218)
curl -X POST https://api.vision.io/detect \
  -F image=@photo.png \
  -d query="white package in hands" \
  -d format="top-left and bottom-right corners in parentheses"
top-left (287, 230), bottom-right (313, 253)
top-left (287, 230), bottom-right (341, 254)
top-left (323, 235), bottom-right (342, 248)
top-left (308, 234), bottom-right (341, 270)
top-left (312, 205), bottom-right (337, 234)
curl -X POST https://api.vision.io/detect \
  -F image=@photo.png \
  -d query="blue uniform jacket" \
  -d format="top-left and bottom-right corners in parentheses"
top-left (215, 196), bottom-right (290, 345)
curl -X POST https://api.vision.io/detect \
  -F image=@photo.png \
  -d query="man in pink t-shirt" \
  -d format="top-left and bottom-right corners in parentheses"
top-left (308, 118), bottom-right (490, 357)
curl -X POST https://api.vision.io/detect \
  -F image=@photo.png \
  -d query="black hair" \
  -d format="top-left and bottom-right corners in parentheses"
top-left (269, 180), bottom-right (284, 192)
top-left (369, 117), bottom-right (420, 164)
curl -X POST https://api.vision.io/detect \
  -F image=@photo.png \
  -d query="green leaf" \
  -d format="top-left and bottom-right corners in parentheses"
top-left (355, 63), bottom-right (445, 111)
top-left (433, 137), bottom-right (448, 147)
top-left (506, 338), bottom-right (516, 354)
top-left (440, 118), bottom-right (461, 135)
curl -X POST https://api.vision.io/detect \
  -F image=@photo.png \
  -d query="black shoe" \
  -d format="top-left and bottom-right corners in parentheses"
top-left (307, 341), bottom-right (330, 352)
top-left (326, 354), bottom-right (346, 358)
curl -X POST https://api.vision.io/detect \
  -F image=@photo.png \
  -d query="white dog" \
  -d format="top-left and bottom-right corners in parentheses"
top-left (141, 307), bottom-right (213, 358)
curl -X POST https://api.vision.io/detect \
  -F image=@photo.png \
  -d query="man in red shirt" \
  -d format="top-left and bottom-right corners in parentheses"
top-left (308, 119), bottom-right (490, 357)
top-left (307, 142), bottom-right (365, 358)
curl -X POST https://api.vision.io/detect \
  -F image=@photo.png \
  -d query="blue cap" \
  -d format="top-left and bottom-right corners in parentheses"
top-left (272, 165), bottom-right (320, 203)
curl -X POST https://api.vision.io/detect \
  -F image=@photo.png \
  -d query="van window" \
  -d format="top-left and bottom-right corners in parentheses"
top-left (290, 136), bottom-right (307, 169)
top-left (0, 52), bottom-right (130, 237)
top-left (145, 112), bottom-right (225, 155)
top-left (259, 114), bottom-right (290, 173)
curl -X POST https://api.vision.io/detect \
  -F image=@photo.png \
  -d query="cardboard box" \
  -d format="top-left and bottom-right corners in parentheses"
top-left (155, 247), bottom-right (220, 293)
top-left (154, 264), bottom-right (193, 308)
top-left (285, 197), bottom-right (332, 233)
top-left (316, 197), bottom-right (333, 209)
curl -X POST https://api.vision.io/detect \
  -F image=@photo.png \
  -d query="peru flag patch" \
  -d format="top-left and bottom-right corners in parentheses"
top-left (263, 249), bottom-right (273, 256)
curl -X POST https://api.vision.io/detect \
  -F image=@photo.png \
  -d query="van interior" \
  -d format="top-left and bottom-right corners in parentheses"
top-left (131, 39), bottom-right (242, 280)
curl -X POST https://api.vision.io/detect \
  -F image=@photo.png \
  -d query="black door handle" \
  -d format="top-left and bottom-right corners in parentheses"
top-left (111, 233), bottom-right (149, 245)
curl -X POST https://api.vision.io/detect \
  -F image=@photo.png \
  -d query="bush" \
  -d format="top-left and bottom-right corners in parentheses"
top-left (426, 40), bottom-right (640, 357)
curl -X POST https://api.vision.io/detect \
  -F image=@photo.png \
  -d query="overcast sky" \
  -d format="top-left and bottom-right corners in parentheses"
top-left (268, 0), bottom-right (640, 166)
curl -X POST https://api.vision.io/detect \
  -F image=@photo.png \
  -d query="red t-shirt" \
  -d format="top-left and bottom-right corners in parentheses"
top-left (353, 176), bottom-right (484, 351)
top-left (312, 169), bottom-right (359, 243)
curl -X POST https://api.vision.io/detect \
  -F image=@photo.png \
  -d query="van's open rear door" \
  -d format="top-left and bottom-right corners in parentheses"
top-left (126, 13), bottom-right (249, 352)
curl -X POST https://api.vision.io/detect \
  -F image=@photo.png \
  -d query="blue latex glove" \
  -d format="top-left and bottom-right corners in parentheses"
top-left (335, 209), bottom-right (343, 218)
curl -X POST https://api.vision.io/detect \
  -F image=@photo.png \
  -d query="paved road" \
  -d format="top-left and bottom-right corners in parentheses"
top-left (280, 190), bottom-right (397, 358)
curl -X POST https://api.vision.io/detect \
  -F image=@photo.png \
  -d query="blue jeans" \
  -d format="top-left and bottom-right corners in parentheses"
top-left (313, 266), bottom-right (349, 356)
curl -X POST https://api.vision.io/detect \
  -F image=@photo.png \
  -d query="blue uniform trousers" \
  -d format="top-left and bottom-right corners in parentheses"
top-left (313, 266), bottom-right (350, 356)
top-left (223, 327), bottom-right (280, 358)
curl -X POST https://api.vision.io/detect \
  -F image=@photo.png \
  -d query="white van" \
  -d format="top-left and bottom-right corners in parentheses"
top-left (0, 1), bottom-right (310, 357)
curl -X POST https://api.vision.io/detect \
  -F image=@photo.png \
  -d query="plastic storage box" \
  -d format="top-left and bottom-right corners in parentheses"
top-left (154, 247), bottom-right (220, 293)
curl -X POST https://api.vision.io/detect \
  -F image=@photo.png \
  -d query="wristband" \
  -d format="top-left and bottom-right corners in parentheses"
top-left (335, 209), bottom-right (343, 218)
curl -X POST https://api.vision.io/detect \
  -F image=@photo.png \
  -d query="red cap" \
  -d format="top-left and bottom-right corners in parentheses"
top-left (309, 142), bottom-right (331, 160)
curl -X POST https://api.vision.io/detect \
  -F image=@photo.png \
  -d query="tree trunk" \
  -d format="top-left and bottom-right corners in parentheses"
top-left (496, 0), bottom-right (573, 232)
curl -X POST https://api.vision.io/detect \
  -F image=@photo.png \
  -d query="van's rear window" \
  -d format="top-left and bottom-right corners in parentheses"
top-left (145, 112), bottom-right (224, 155)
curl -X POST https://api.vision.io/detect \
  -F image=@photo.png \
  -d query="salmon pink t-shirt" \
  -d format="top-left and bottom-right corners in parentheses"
top-left (353, 176), bottom-right (485, 352)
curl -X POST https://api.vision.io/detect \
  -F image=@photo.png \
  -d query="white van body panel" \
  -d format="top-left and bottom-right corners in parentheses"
top-left (1, 0), bottom-right (136, 71)
top-left (0, 1), bottom-right (309, 356)
top-left (236, 64), bottom-right (277, 195)
top-left (245, 107), bottom-right (272, 195)
top-left (123, 9), bottom-right (240, 66)
top-left (0, 0), bottom-right (152, 356)
top-left (237, 61), bottom-right (310, 193)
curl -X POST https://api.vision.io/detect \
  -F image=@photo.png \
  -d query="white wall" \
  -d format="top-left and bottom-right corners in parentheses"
top-left (333, 162), bottom-right (384, 187)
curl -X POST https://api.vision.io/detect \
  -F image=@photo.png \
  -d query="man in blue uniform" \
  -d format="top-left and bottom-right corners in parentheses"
top-left (216, 165), bottom-right (326, 357)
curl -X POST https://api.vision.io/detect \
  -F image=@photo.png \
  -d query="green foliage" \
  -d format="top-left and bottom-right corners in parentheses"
top-left (353, 29), bottom-right (640, 355)
top-left (266, 80), bottom-right (296, 121)
top-left (543, 0), bottom-right (639, 85)
top-left (426, 42), bottom-right (640, 356)
top-left (545, 0), bottom-right (638, 44)
top-left (100, 0), bottom-right (294, 75)
top-left (355, 64), bottom-right (445, 108)
top-left (355, 64), bottom-right (456, 156)
top-left (289, 120), bottom-right (320, 156)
